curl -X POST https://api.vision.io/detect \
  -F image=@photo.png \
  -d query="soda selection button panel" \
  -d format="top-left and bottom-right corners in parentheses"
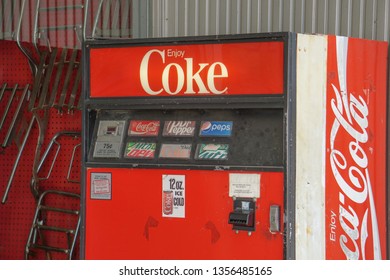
top-left (88, 108), bottom-right (283, 168)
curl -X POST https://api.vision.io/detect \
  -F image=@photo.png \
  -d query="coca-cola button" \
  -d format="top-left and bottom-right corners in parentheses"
top-left (129, 120), bottom-right (160, 136)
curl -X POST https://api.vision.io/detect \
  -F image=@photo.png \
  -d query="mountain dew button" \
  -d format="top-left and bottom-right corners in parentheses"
top-left (196, 143), bottom-right (229, 160)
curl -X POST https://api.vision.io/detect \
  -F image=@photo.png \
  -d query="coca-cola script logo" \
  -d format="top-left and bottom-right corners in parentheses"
top-left (139, 49), bottom-right (228, 95)
top-left (328, 37), bottom-right (381, 259)
top-left (129, 120), bottom-right (160, 136)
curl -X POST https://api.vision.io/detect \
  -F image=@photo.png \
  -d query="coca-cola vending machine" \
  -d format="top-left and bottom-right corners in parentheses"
top-left (81, 33), bottom-right (388, 260)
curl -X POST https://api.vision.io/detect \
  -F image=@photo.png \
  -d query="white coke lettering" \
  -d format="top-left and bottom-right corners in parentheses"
top-left (139, 49), bottom-right (228, 95)
top-left (135, 122), bottom-right (147, 132)
top-left (135, 122), bottom-right (158, 133)
top-left (330, 83), bottom-right (380, 259)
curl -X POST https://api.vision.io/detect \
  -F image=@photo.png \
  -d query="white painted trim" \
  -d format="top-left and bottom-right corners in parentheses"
top-left (295, 33), bottom-right (328, 260)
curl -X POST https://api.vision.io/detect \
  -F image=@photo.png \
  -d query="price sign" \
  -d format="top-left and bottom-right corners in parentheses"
top-left (162, 175), bottom-right (185, 218)
top-left (93, 141), bottom-right (122, 158)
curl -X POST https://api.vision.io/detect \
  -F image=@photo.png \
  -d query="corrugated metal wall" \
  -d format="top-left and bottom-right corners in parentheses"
top-left (0, 0), bottom-right (151, 48)
top-left (2, 0), bottom-right (390, 43)
top-left (151, 0), bottom-right (390, 42)
top-left (0, 0), bottom-right (85, 48)
top-left (0, 0), bottom-right (390, 46)
top-left (84, 0), bottom-right (151, 39)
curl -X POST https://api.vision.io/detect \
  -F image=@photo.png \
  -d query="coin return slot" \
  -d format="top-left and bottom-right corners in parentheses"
top-left (228, 198), bottom-right (255, 232)
top-left (229, 212), bottom-right (253, 225)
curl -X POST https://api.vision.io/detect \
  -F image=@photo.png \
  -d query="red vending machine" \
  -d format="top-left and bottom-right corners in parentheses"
top-left (81, 33), bottom-right (388, 260)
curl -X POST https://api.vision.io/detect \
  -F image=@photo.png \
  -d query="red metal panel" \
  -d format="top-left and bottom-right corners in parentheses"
top-left (325, 36), bottom-right (388, 259)
top-left (89, 41), bottom-right (284, 98)
top-left (85, 168), bottom-right (284, 260)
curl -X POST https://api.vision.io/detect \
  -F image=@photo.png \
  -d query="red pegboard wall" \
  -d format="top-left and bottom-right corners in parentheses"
top-left (0, 40), bottom-right (82, 260)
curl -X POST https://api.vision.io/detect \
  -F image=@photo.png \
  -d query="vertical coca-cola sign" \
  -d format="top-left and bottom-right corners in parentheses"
top-left (325, 36), bottom-right (387, 259)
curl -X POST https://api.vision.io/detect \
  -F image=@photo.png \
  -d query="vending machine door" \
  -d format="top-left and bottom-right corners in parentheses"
top-left (84, 108), bottom-right (285, 259)
top-left (85, 168), bottom-right (284, 259)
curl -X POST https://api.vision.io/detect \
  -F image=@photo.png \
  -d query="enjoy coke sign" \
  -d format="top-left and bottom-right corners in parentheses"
top-left (89, 41), bottom-right (284, 98)
top-left (140, 49), bottom-right (228, 95)
top-left (325, 36), bottom-right (387, 259)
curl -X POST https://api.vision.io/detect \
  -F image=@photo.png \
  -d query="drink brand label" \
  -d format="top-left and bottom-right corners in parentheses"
top-left (196, 144), bottom-right (229, 160)
top-left (159, 144), bottom-right (192, 159)
top-left (124, 142), bottom-right (156, 158)
top-left (162, 191), bottom-right (173, 215)
top-left (199, 121), bottom-right (233, 137)
top-left (128, 120), bottom-right (160, 136)
top-left (162, 121), bottom-right (196, 137)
